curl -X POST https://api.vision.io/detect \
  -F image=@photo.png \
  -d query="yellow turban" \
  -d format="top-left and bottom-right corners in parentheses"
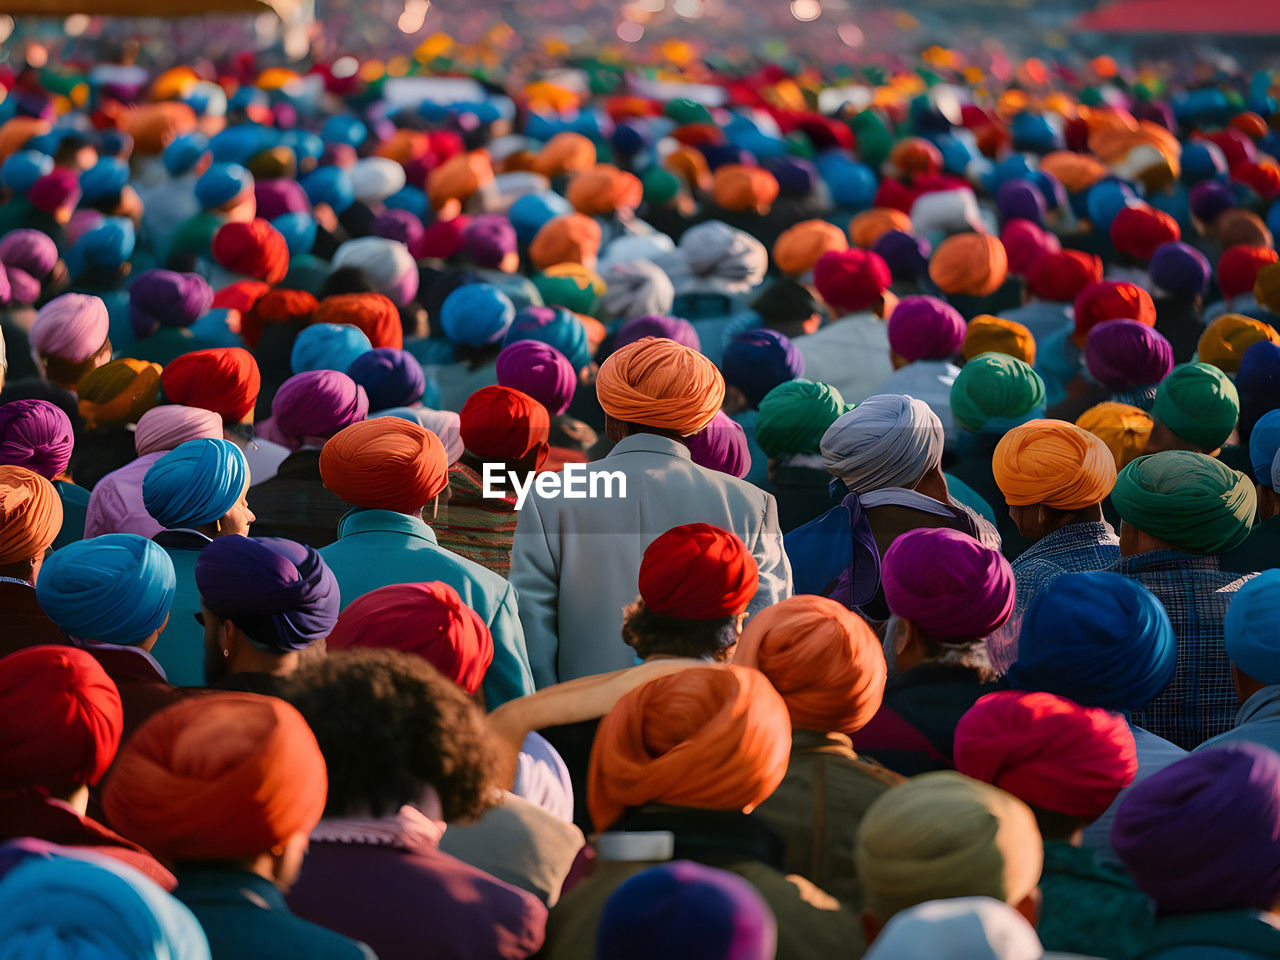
top-left (1076, 402), bottom-right (1153, 470)
top-left (849, 208), bottom-right (913, 249)
top-left (963, 315), bottom-right (1036, 366)
top-left (76, 358), bottom-right (163, 429)
top-left (772, 220), bottom-right (849, 276)
top-left (1197, 314), bottom-right (1280, 376)
top-left (595, 336), bottom-right (725, 436)
top-left (1254, 262), bottom-right (1280, 315)
top-left (992, 419), bottom-right (1117, 510)
top-left (929, 233), bottom-right (1009, 297)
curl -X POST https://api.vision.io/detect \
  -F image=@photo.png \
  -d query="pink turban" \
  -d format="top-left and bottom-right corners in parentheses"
top-left (30, 294), bottom-right (110, 365)
top-left (134, 405), bottom-right (226, 457)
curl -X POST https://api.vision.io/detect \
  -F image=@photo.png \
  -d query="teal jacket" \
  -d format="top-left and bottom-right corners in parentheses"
top-left (150, 529), bottom-right (213, 688)
top-left (1139, 911), bottom-right (1280, 959)
top-left (52, 481), bottom-right (89, 551)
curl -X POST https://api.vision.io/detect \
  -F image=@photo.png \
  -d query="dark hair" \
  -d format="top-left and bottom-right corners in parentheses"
top-left (620, 598), bottom-right (739, 661)
top-left (285, 648), bottom-right (500, 822)
top-left (1031, 805), bottom-right (1090, 843)
top-left (751, 278), bottom-right (819, 329)
top-left (320, 265), bottom-right (377, 299)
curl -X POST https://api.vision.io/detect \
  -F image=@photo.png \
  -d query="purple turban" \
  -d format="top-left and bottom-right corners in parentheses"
top-left (1148, 242), bottom-right (1211, 299)
top-left (996, 178), bottom-right (1047, 226)
top-left (463, 215), bottom-right (518, 269)
top-left (686, 410), bottom-right (751, 479)
top-left (0, 229), bottom-right (58, 306)
top-left (134, 405), bottom-right (225, 457)
top-left (346, 348), bottom-right (426, 412)
top-left (886, 295), bottom-right (966, 364)
top-left (1112, 742), bottom-right (1280, 915)
top-left (31, 294), bottom-right (110, 365)
top-left (373, 209), bottom-right (426, 260)
top-left (615, 314), bottom-right (701, 353)
top-left (721, 329), bottom-right (805, 409)
top-left (882, 527), bottom-right (1015, 641)
top-left (0, 399), bottom-right (74, 480)
top-left (128, 270), bottom-right (214, 338)
top-left (495, 340), bottom-right (576, 416)
top-left (871, 229), bottom-right (931, 282)
top-left (1085, 319), bottom-right (1175, 392)
top-left (254, 179), bottom-right (310, 221)
top-left (194, 535), bottom-right (341, 652)
top-left (259, 370), bottom-right (369, 450)
top-left (1189, 180), bottom-right (1235, 225)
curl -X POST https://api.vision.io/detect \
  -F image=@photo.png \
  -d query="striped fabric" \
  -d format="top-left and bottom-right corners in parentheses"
top-left (435, 462), bottom-right (519, 577)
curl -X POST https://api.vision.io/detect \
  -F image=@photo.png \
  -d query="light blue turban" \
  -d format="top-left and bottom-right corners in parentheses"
top-left (37, 535), bottom-right (176, 646)
top-left (1226, 570), bottom-right (1280, 685)
top-left (78, 158), bottom-right (129, 203)
top-left (301, 166), bottom-right (355, 214)
top-left (1, 151), bottom-right (52, 194)
top-left (142, 438), bottom-right (248, 530)
top-left (1249, 409), bottom-right (1280, 487)
top-left (440, 283), bottom-right (516, 347)
top-left (508, 191), bottom-right (572, 245)
top-left (66, 218), bottom-right (135, 279)
top-left (290, 322), bottom-right (374, 375)
top-left (270, 211), bottom-right (317, 256)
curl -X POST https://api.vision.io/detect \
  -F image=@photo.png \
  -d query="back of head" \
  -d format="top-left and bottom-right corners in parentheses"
top-left (133, 405), bottom-right (224, 457)
top-left (961, 316), bottom-right (1035, 367)
top-left (459, 385), bottom-right (551, 465)
top-left (266, 370), bottom-right (369, 450)
top-left (77, 359), bottom-right (163, 431)
top-left (1111, 450), bottom-right (1255, 554)
top-left (887, 296), bottom-right (965, 364)
top-left (0, 464), bottom-right (63, 568)
top-left (863, 897), bottom-right (1043, 960)
top-left (0, 398), bottom-right (74, 480)
top-left (820, 394), bottom-right (944, 495)
top-left (142, 438), bottom-right (248, 531)
top-left (495, 340), bottom-right (576, 416)
top-left (1076, 402), bottom-right (1153, 470)
top-left (928, 232), bottom-right (1008, 298)
top-left (992, 418), bottom-right (1116, 511)
top-left (1084, 319), bottom-right (1173, 393)
top-left (319, 417), bottom-right (448, 514)
top-left (756, 379), bottom-right (850, 459)
top-left (721, 329), bottom-right (804, 409)
top-left (595, 336), bottom-right (725, 436)
top-left (1197, 314), bottom-right (1280, 378)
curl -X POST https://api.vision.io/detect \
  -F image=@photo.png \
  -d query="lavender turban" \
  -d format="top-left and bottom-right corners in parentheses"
top-left (0, 399), bottom-right (74, 480)
top-left (882, 527), bottom-right (1016, 642)
top-left (1148, 242), bottom-right (1211, 299)
top-left (134, 405), bottom-right (225, 457)
top-left (887, 296), bottom-right (966, 363)
top-left (128, 270), bottom-right (214, 338)
top-left (0, 229), bottom-right (58, 306)
top-left (721, 329), bottom-right (805, 409)
top-left (194, 535), bottom-right (341, 652)
top-left (30, 294), bottom-right (110, 365)
top-left (346, 348), bottom-right (426, 412)
top-left (260, 370), bottom-right (369, 450)
top-left (1112, 742), bottom-right (1280, 915)
top-left (686, 410), bottom-right (751, 479)
top-left (462, 215), bottom-right (518, 269)
top-left (1085, 320), bottom-right (1175, 392)
top-left (495, 340), bottom-right (576, 415)
top-left (871, 230), bottom-right (931, 282)
top-left (615, 314), bottom-right (701, 352)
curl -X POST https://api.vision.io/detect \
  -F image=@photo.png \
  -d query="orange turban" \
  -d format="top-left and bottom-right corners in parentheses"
top-left (587, 665), bottom-right (791, 830)
top-left (535, 132), bottom-right (597, 179)
top-left (241, 289), bottom-right (318, 349)
top-left (566, 165), bottom-right (643, 216)
top-left (1076, 402), bottom-right (1153, 470)
top-left (377, 129), bottom-right (430, 167)
top-left (993, 419), bottom-right (1117, 511)
top-left (0, 117), bottom-right (51, 164)
top-left (0, 465), bottom-right (63, 566)
top-left (426, 150), bottom-right (494, 211)
top-left (663, 146), bottom-right (711, 193)
top-left (1040, 151), bottom-right (1108, 194)
top-left (320, 417), bottom-right (448, 514)
top-left (712, 165), bottom-right (780, 214)
top-left (734, 595), bottom-right (886, 736)
top-left (102, 693), bottom-right (327, 861)
top-left (528, 214), bottom-right (602, 271)
top-left (929, 233), bottom-right (1009, 297)
top-left (595, 336), bottom-right (725, 435)
top-left (76, 358), bottom-right (163, 429)
top-left (126, 102), bottom-right (198, 155)
top-left (849, 208), bottom-right (913, 249)
top-left (313, 292), bottom-right (404, 350)
top-left (963, 315), bottom-right (1036, 366)
top-left (773, 220), bottom-right (849, 276)
top-left (1256, 262), bottom-right (1280, 314)
top-left (1198, 314), bottom-right (1280, 375)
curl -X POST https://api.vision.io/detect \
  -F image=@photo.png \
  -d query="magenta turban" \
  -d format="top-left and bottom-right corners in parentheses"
top-left (259, 371), bottom-right (369, 450)
top-left (615, 314), bottom-right (701, 352)
top-left (0, 399), bottom-right (74, 480)
top-left (495, 340), bottom-right (577, 415)
top-left (686, 410), bottom-right (751, 479)
top-left (1085, 319), bottom-right (1175, 392)
top-left (887, 296), bottom-right (966, 363)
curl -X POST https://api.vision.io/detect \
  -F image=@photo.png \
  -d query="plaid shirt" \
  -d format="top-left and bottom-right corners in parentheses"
top-left (1115, 550), bottom-right (1256, 750)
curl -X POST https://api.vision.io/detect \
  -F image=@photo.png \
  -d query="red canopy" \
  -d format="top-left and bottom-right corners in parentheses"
top-left (1076, 0), bottom-right (1280, 33)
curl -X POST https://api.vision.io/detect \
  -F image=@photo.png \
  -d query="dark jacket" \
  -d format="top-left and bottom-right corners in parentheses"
top-left (79, 641), bottom-right (188, 741)
top-left (247, 449), bottom-right (352, 548)
top-left (1138, 911), bottom-right (1280, 959)
top-left (0, 578), bottom-right (67, 656)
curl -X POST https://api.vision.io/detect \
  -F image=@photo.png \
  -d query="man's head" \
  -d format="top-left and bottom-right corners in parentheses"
top-left (596, 337), bottom-right (724, 443)
top-left (0, 464), bottom-right (63, 582)
top-left (160, 348), bottom-right (262, 426)
top-left (320, 416), bottom-right (450, 520)
top-left (142, 438), bottom-right (254, 538)
top-left (1224, 570), bottom-right (1280, 705)
top-left (820, 395), bottom-right (945, 498)
top-left (458, 385), bottom-right (550, 474)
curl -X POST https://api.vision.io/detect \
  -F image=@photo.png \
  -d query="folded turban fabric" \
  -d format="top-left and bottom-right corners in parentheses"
top-left (849, 208), bottom-right (913, 249)
top-left (529, 214), bottom-right (602, 271)
top-left (533, 264), bottom-right (604, 316)
top-left (503, 305), bottom-right (592, 370)
top-left (812, 249), bottom-right (892, 314)
top-left (195, 162), bottom-right (252, 209)
top-left (856, 771), bottom-right (1043, 922)
top-left (290, 323), bottom-right (373, 376)
top-left (734, 594), bottom-right (885, 735)
top-left (882, 528), bottom-right (1015, 642)
top-left (928, 233), bottom-right (1009, 298)
top-left (686, 411), bottom-right (750, 479)
top-left (134, 406), bottom-right (224, 458)
top-left (211, 220), bottom-right (289, 285)
top-left (462, 216), bottom-right (518, 270)
top-left (756, 380), bottom-right (850, 459)
top-left (595, 337), bottom-right (725, 436)
top-left (129, 270), bottom-right (213, 339)
top-left (0, 465), bottom-right (63, 565)
top-left (534, 131), bottom-right (596, 179)
top-left (0, 399), bottom-right (73, 480)
top-left (103, 692), bottom-right (328, 860)
top-left (28, 170), bottom-right (80, 217)
top-left (0, 229), bottom-right (58, 286)
top-left (1225, 570), bottom-right (1280, 685)
top-left (711, 165), bottom-right (779, 214)
top-left (439, 283), bottom-right (516, 348)
top-left (326, 581), bottom-right (493, 695)
top-left (426, 150), bottom-right (493, 211)
top-left (678, 222), bottom-right (769, 290)
top-left (962, 316), bottom-right (1036, 366)
top-left (320, 417), bottom-right (448, 513)
top-left (143, 437), bottom-right (248, 531)
top-left (314, 292), bottom-right (404, 351)
top-left (600, 260), bottom-right (676, 323)
top-left (721, 329), bottom-right (805, 409)
top-left (346, 348), bottom-right (425, 413)
top-left (954, 691), bottom-right (1137, 821)
top-left (996, 179), bottom-right (1046, 226)
top-left (1072, 282), bottom-right (1157, 347)
top-left (862, 897), bottom-right (1043, 960)
top-left (66, 218), bottom-right (135, 280)
top-left (588, 665), bottom-right (791, 830)
top-left (887, 296), bottom-right (966, 363)
top-left (773, 220), bottom-right (848, 276)
top-left (992, 419), bottom-right (1116, 510)
top-left (161, 348), bottom-right (261, 424)
top-left (821, 395), bottom-right (944, 494)
top-left (1151, 362), bottom-right (1240, 450)
top-left (1084, 319), bottom-right (1174, 392)
top-left (1076, 402), bottom-right (1154, 470)
top-left (351, 156), bottom-right (406, 204)
top-left (1112, 743), bottom-right (1280, 915)
top-left (1257, 262), bottom-right (1280, 314)
top-left (638, 523), bottom-right (758, 620)
top-left (31, 294), bottom-right (110, 366)
top-left (950, 354), bottom-right (1046, 434)
top-left (495, 341), bottom-right (576, 416)
top-left (1109, 204), bottom-right (1181, 261)
top-left (566, 164), bottom-right (643, 216)
top-left (77, 359), bottom-right (163, 430)
top-left (1113, 451), bottom-right (1255, 553)
top-left (459, 385), bottom-right (550, 462)
top-left (1250, 410), bottom-right (1280, 486)
top-left (1149, 241), bottom-right (1211, 299)
top-left (1024, 250), bottom-right (1103, 303)
top-left (331, 238), bottom-right (419, 308)
top-left (1001, 219), bottom-right (1061, 276)
top-left (1198, 314), bottom-right (1280, 376)
top-left (0, 645), bottom-right (122, 788)
top-left (236, 289), bottom-right (317, 351)
top-left (872, 229), bottom-right (931, 282)
top-left (262, 371), bottom-right (368, 451)
top-left (1218, 244), bottom-right (1278, 300)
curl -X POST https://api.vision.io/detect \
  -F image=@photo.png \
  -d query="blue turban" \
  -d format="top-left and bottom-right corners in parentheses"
top-left (78, 158), bottom-right (128, 203)
top-left (270, 212), bottom-right (317, 256)
top-left (163, 133), bottom-right (209, 177)
top-left (1249, 409), bottom-right (1280, 486)
top-left (2, 151), bottom-right (51, 194)
top-left (0, 855), bottom-right (209, 960)
top-left (195, 535), bottom-right (340, 653)
top-left (611, 123), bottom-right (648, 160)
top-left (142, 438), bottom-right (248, 530)
top-left (1238, 342), bottom-right (1280, 440)
top-left (290, 322), bottom-right (373, 375)
top-left (321, 114), bottom-right (368, 148)
top-left (440, 283), bottom-right (516, 347)
top-left (281, 130), bottom-right (325, 165)
top-left (194, 162), bottom-right (252, 210)
top-left (503, 305), bottom-right (591, 370)
top-left (1087, 181), bottom-right (1140, 232)
top-left (209, 123), bottom-right (273, 164)
top-left (36, 534), bottom-right (176, 646)
top-left (1010, 112), bottom-right (1061, 154)
top-left (1179, 141), bottom-right (1228, 185)
top-left (509, 192), bottom-right (572, 245)
top-left (347, 347), bottom-right (427, 410)
top-left (1009, 571), bottom-right (1176, 712)
top-left (814, 154), bottom-right (877, 210)
top-left (66, 218), bottom-right (135, 279)
top-left (722, 329), bottom-right (805, 409)
top-left (1226, 570), bottom-right (1280, 685)
top-left (385, 185), bottom-right (428, 218)
top-left (301, 166), bottom-right (355, 214)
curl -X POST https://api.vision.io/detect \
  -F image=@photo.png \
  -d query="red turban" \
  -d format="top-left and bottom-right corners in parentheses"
top-left (326, 582), bottom-right (493, 696)
top-left (954, 691), bottom-right (1137, 821)
top-left (1218, 245), bottom-right (1279, 300)
top-left (459, 386), bottom-right (550, 464)
top-left (212, 280), bottom-right (271, 316)
top-left (241, 289), bottom-right (318, 349)
top-left (313, 293), bottom-right (404, 351)
top-left (0, 465), bottom-right (63, 566)
top-left (103, 693), bottom-right (327, 861)
top-left (1025, 250), bottom-right (1103, 304)
top-left (812, 249), bottom-right (892, 314)
top-left (211, 220), bottom-right (289, 285)
top-left (1072, 281), bottom-right (1156, 347)
top-left (320, 417), bottom-right (448, 514)
top-left (160, 348), bottom-right (261, 424)
top-left (0, 646), bottom-right (122, 789)
top-left (1109, 204), bottom-right (1181, 262)
top-left (638, 523), bottom-right (758, 620)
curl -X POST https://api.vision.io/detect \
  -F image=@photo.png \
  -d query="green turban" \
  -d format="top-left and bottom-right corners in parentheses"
top-left (951, 353), bottom-right (1046, 433)
top-left (641, 167), bottom-right (681, 207)
top-left (1111, 450), bottom-right (1256, 553)
top-left (532, 272), bottom-right (600, 317)
top-left (664, 98), bottom-right (713, 126)
top-left (756, 379), bottom-right (851, 458)
top-left (1152, 362), bottom-right (1239, 451)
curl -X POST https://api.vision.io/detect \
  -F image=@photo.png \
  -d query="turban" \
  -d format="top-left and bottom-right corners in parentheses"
top-left (1251, 409), bottom-right (1280, 486)
top-left (0, 399), bottom-right (73, 480)
top-left (503, 306), bottom-right (592, 371)
top-left (495, 341), bottom-right (576, 416)
top-left (77, 359), bottom-right (163, 430)
top-left (0, 466), bottom-right (62, 565)
top-left (326, 582), bottom-right (493, 695)
top-left (950, 354), bottom-right (1045, 433)
top-left (534, 132), bottom-right (597, 178)
top-left (734, 594), bottom-right (885, 735)
top-left (459, 385), bottom-right (550, 462)
top-left (1084, 319), bottom-right (1174, 392)
top-left (1149, 242), bottom-right (1211, 299)
top-left (0, 152), bottom-right (51, 194)
top-left (0, 229), bottom-right (58, 283)
top-left (1218, 244), bottom-right (1278, 300)
top-left (1227, 570), bottom-right (1280, 685)
top-left (211, 220), bottom-right (289, 285)
top-left (588, 665), bottom-right (791, 830)
top-left (882, 528), bottom-right (1015, 641)
top-left (756, 380), bottom-right (850, 458)
top-left (1112, 743), bottom-right (1280, 915)
top-left (721, 329), bottom-right (805, 409)
top-left (28, 170), bottom-right (79, 217)
top-left (426, 150), bottom-right (493, 210)
top-left (887, 296), bottom-right (966, 363)
top-left (372, 209), bottom-right (424, 259)
top-left (928, 233), bottom-right (1009, 298)
top-left (638, 523), bottom-right (758, 620)
top-left (1198, 314), bottom-right (1280, 376)
top-left (31, 294), bottom-right (109, 366)
top-left (566, 164), bottom-right (643, 216)
top-left (1025, 250), bottom-right (1103, 304)
top-left (129, 270), bottom-right (213, 339)
top-left (440, 283), bottom-right (516, 347)
top-left (258, 182), bottom-right (308, 222)
top-left (213, 281), bottom-right (271, 317)
top-left (596, 337), bottom-right (724, 436)
top-left (462, 217), bottom-right (518, 270)
top-left (66, 219), bottom-right (135, 280)
top-left (600, 261), bottom-right (676, 323)
top-left (822, 395), bottom-right (944, 494)
top-left (849, 208), bottom-right (913, 249)
top-left (321, 417), bottom-right (448, 513)
top-left (1072, 281), bottom-right (1157, 347)
top-left (996, 179), bottom-right (1046, 226)
top-left (331, 238), bottom-right (419, 308)
top-left (962, 316), bottom-right (1035, 365)
top-left (195, 162), bottom-right (252, 209)
top-left (812, 249), bottom-right (892, 315)
top-left (686, 411), bottom-right (750, 479)
top-left (36, 534), bottom-right (176, 646)
top-left (532, 265), bottom-right (604, 316)
top-left (955, 691), bottom-right (1137, 821)
top-left (135, 406), bottom-right (224, 458)
top-left (872, 229), bottom-right (931, 282)
top-left (508, 192), bottom-right (571, 244)
top-left (195, 536), bottom-right (340, 653)
top-left (773, 220), bottom-right (848, 276)
top-left (1217, 209), bottom-right (1273, 250)
top-left (1001, 219), bottom-right (1062, 276)
top-left (678, 222), bottom-right (768, 290)
top-left (993, 419), bottom-right (1116, 510)
top-left (862, 897), bottom-right (1043, 960)
top-left (529, 214), bottom-right (602, 271)
top-left (161, 348), bottom-right (260, 424)
top-left (1109, 204), bottom-right (1180, 261)
top-left (351, 156), bottom-right (406, 204)
top-left (1151, 362), bottom-right (1239, 450)
top-left (616, 315), bottom-right (700, 353)
top-left (856, 771), bottom-right (1043, 921)
top-left (290, 323), bottom-right (373, 375)
top-left (301, 166), bottom-right (355, 214)
top-left (143, 438), bottom-right (248, 530)
top-left (1112, 451), bottom-right (1255, 553)
top-left (346, 348), bottom-right (426, 412)
top-left (264, 371), bottom-right (368, 450)
top-left (103, 693), bottom-right (328, 861)
top-left (0, 645), bottom-right (121, 788)
top-left (313, 293), bottom-right (404, 351)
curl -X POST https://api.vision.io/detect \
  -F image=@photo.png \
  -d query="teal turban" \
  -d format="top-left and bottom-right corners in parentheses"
top-left (1111, 450), bottom-right (1256, 553)
top-left (1151, 361), bottom-right (1240, 451)
top-left (290, 323), bottom-right (373, 375)
top-left (142, 438), bottom-right (248, 530)
top-left (951, 352), bottom-right (1045, 433)
top-left (37, 534), bottom-right (176, 645)
top-left (756, 379), bottom-right (851, 458)
top-left (1225, 570), bottom-right (1280, 685)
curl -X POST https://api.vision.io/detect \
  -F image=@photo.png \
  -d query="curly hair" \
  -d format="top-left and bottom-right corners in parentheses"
top-left (284, 648), bottom-right (500, 823)
top-left (620, 598), bottom-right (739, 662)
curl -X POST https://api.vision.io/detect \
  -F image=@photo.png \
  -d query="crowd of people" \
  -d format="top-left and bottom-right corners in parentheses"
top-left (1, 38), bottom-right (1280, 960)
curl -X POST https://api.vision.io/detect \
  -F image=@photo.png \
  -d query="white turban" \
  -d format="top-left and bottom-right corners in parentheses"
top-left (331, 237), bottom-right (418, 307)
top-left (909, 188), bottom-right (985, 239)
top-left (821, 394), bottom-right (944, 494)
top-left (600, 260), bottom-right (676, 323)
top-left (658, 221), bottom-right (767, 295)
top-left (597, 233), bottom-right (676, 273)
top-left (413, 407), bottom-right (463, 464)
top-left (349, 157), bottom-right (407, 204)
top-left (864, 897), bottom-right (1044, 960)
